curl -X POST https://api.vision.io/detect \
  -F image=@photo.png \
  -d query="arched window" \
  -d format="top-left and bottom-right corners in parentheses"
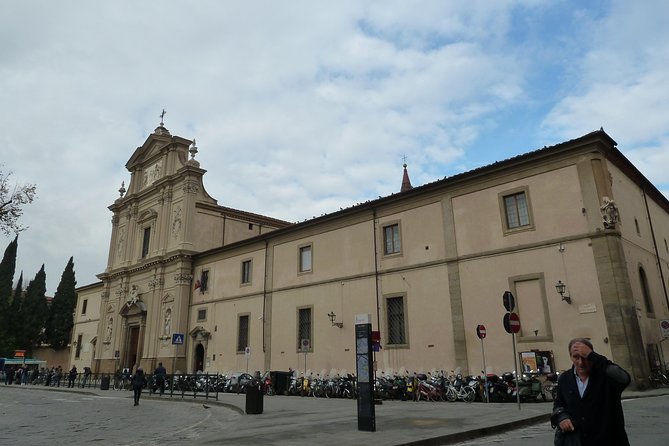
top-left (639, 266), bottom-right (654, 315)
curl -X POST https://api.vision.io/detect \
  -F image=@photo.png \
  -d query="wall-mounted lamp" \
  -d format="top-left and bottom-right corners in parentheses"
top-left (555, 280), bottom-right (572, 304)
top-left (328, 311), bottom-right (343, 328)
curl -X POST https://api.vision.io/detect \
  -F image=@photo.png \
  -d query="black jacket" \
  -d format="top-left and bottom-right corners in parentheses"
top-left (552, 351), bottom-right (630, 445)
top-left (131, 371), bottom-right (146, 388)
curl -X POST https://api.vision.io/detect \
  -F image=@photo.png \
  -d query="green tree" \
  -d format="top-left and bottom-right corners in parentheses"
top-left (18, 264), bottom-right (48, 356)
top-left (44, 257), bottom-right (77, 349)
top-left (0, 235), bottom-right (18, 357)
top-left (3, 271), bottom-right (24, 355)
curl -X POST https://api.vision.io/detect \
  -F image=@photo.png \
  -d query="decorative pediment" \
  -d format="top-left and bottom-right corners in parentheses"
top-left (126, 131), bottom-right (192, 173)
top-left (138, 209), bottom-right (158, 224)
top-left (120, 298), bottom-right (147, 316)
top-left (189, 325), bottom-right (211, 342)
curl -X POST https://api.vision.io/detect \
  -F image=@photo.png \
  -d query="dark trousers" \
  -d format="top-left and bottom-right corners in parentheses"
top-left (133, 385), bottom-right (142, 405)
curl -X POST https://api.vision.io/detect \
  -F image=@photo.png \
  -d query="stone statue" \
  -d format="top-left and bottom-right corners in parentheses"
top-left (164, 309), bottom-right (172, 335)
top-left (600, 196), bottom-right (619, 229)
top-left (127, 285), bottom-right (140, 305)
top-left (105, 317), bottom-right (113, 343)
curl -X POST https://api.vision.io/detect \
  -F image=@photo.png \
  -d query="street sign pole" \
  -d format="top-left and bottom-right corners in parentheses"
top-left (501, 291), bottom-right (520, 411)
top-left (476, 324), bottom-right (489, 403)
top-left (171, 333), bottom-right (185, 378)
top-left (480, 337), bottom-right (489, 403)
top-left (512, 332), bottom-right (520, 410)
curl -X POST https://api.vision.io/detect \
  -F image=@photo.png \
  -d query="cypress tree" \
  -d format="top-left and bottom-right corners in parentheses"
top-left (45, 257), bottom-right (77, 349)
top-left (0, 235), bottom-right (18, 357)
top-left (4, 271), bottom-right (24, 354)
top-left (19, 264), bottom-right (48, 356)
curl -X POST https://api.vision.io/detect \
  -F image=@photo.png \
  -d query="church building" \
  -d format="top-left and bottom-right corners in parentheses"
top-left (71, 122), bottom-right (669, 389)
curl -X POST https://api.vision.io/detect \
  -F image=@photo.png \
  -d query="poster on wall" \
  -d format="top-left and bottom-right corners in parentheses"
top-left (521, 351), bottom-right (538, 373)
top-left (520, 350), bottom-right (554, 374)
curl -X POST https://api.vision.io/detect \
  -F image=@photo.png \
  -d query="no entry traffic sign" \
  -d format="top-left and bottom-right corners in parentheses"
top-left (476, 324), bottom-right (487, 339)
top-left (503, 312), bottom-right (521, 334)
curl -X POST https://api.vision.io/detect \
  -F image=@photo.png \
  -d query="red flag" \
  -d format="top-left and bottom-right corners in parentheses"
top-left (194, 280), bottom-right (201, 290)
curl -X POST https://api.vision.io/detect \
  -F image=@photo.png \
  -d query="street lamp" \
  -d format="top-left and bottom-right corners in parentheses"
top-left (555, 280), bottom-right (572, 304)
top-left (328, 311), bottom-right (343, 328)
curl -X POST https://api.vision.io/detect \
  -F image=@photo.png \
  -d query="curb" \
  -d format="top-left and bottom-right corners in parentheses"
top-left (397, 413), bottom-right (551, 446)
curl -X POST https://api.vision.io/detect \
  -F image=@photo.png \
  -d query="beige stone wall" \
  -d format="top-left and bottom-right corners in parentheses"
top-left (608, 162), bottom-right (669, 370)
top-left (71, 130), bottom-right (669, 387)
top-left (69, 284), bottom-right (102, 372)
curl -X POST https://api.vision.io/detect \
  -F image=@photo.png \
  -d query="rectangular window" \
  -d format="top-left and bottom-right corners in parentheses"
top-left (237, 314), bottom-right (249, 352)
top-left (141, 227), bottom-right (151, 258)
top-left (75, 334), bottom-right (83, 359)
top-left (386, 296), bottom-right (406, 345)
top-left (198, 270), bottom-right (209, 292)
top-left (299, 245), bottom-right (312, 272)
top-left (297, 307), bottom-right (312, 351)
top-left (82, 299), bottom-right (88, 315)
top-left (504, 192), bottom-right (530, 229)
top-left (197, 308), bottom-right (207, 322)
top-left (241, 260), bottom-right (252, 284)
top-left (383, 223), bottom-right (401, 255)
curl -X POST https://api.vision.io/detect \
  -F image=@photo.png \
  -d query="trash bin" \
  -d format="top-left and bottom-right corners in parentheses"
top-left (245, 385), bottom-right (263, 414)
top-left (100, 375), bottom-right (110, 390)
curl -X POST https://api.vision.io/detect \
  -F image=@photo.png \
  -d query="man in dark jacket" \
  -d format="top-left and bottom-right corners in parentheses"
top-left (154, 362), bottom-right (167, 396)
top-left (131, 367), bottom-right (146, 406)
top-left (552, 337), bottom-right (630, 445)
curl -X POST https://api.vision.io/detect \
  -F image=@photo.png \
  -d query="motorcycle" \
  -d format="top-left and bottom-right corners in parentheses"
top-left (516, 372), bottom-right (545, 402)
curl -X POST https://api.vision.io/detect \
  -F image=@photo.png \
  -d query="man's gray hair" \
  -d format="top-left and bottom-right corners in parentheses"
top-left (568, 337), bottom-right (593, 352)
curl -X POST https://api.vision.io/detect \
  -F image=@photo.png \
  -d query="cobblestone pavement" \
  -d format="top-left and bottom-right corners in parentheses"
top-left (2, 383), bottom-right (668, 445)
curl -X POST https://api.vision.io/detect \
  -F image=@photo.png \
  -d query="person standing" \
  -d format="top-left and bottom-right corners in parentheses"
top-left (68, 365), bottom-right (78, 388)
top-left (131, 367), bottom-right (146, 406)
top-left (552, 338), bottom-right (630, 445)
top-left (154, 362), bottom-right (167, 396)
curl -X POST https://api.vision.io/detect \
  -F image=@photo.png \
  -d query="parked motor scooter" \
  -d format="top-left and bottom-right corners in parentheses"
top-left (516, 372), bottom-right (545, 402)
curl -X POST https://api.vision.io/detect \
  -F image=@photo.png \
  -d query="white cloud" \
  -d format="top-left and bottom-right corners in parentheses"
top-left (1, 1), bottom-right (666, 293)
top-left (541, 0), bottom-right (669, 191)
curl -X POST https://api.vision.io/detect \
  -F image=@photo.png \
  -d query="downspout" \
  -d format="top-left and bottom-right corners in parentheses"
top-left (263, 239), bottom-right (268, 353)
top-left (642, 190), bottom-right (669, 309)
top-left (372, 208), bottom-right (381, 327)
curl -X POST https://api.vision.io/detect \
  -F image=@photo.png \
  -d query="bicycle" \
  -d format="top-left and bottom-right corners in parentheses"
top-left (648, 368), bottom-right (669, 388)
top-left (113, 373), bottom-right (132, 391)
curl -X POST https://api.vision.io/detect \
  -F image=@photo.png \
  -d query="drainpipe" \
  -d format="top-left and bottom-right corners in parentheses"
top-left (642, 190), bottom-right (669, 309)
top-left (263, 239), bottom-right (268, 353)
top-left (372, 208), bottom-right (381, 328)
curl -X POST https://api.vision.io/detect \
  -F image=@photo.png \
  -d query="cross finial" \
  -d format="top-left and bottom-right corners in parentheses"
top-left (159, 109), bottom-right (166, 126)
top-left (402, 154), bottom-right (408, 167)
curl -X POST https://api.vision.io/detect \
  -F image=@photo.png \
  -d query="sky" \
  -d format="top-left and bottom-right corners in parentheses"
top-left (1, 0), bottom-right (668, 295)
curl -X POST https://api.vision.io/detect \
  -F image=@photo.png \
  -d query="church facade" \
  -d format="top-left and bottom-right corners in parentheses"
top-left (70, 124), bottom-right (669, 388)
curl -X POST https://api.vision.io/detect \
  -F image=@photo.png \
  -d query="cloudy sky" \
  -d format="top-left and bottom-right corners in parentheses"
top-left (1, 0), bottom-right (668, 294)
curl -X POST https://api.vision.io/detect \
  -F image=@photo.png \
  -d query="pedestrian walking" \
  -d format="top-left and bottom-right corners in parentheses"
top-left (131, 367), bottom-right (147, 406)
top-left (81, 366), bottom-right (92, 388)
top-left (551, 337), bottom-right (630, 445)
top-left (153, 362), bottom-right (167, 396)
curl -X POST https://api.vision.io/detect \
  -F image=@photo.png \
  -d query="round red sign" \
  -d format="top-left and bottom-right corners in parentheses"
top-left (476, 324), bottom-right (487, 339)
